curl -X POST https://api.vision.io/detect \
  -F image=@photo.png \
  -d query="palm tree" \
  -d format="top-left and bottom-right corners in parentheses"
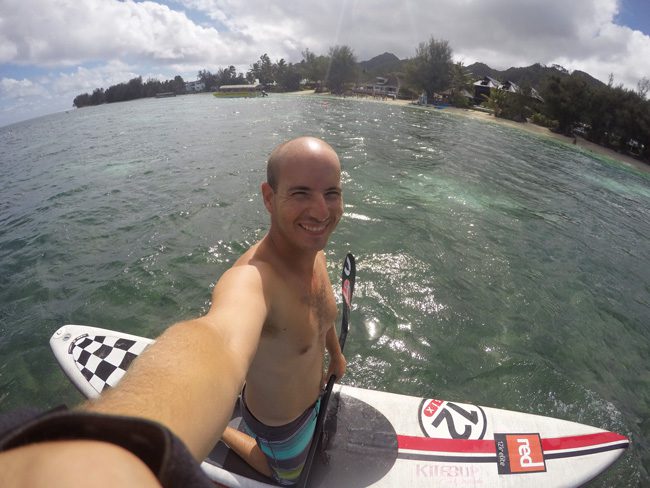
top-left (450, 61), bottom-right (473, 105)
top-left (483, 89), bottom-right (507, 117)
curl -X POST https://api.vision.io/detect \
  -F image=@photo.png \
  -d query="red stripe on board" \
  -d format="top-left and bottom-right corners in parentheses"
top-left (397, 431), bottom-right (628, 455)
top-left (398, 435), bottom-right (495, 453)
top-left (542, 432), bottom-right (628, 451)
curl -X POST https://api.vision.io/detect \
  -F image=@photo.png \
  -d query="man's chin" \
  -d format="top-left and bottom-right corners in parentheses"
top-left (298, 235), bottom-right (330, 252)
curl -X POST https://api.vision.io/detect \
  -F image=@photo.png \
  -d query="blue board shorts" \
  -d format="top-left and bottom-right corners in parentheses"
top-left (241, 391), bottom-right (321, 485)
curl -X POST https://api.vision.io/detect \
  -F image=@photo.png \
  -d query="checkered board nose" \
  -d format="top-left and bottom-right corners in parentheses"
top-left (71, 335), bottom-right (149, 394)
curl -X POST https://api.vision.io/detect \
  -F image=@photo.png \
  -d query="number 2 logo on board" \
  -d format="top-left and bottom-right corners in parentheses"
top-left (419, 398), bottom-right (488, 440)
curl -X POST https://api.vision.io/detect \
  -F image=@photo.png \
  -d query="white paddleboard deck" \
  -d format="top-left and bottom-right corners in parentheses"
top-left (50, 324), bottom-right (628, 487)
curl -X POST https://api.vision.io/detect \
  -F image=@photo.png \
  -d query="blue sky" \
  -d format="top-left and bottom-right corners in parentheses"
top-left (616, 0), bottom-right (650, 34)
top-left (1, 0), bottom-right (649, 127)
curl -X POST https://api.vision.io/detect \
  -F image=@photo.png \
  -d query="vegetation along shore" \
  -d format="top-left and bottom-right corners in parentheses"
top-left (72, 38), bottom-right (650, 170)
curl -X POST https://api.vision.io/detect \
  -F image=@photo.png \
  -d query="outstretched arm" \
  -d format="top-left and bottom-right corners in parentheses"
top-left (0, 264), bottom-right (269, 487)
top-left (83, 264), bottom-right (269, 460)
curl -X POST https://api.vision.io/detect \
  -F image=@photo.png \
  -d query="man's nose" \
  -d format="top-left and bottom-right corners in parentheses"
top-left (311, 194), bottom-right (329, 220)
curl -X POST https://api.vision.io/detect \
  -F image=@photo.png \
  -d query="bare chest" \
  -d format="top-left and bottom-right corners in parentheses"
top-left (263, 276), bottom-right (337, 353)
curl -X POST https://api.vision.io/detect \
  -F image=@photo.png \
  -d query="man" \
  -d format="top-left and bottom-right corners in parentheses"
top-left (0, 136), bottom-right (346, 487)
top-left (219, 136), bottom-right (347, 484)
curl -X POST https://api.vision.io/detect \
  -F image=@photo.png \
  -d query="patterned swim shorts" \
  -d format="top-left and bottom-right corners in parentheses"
top-left (240, 393), bottom-right (321, 485)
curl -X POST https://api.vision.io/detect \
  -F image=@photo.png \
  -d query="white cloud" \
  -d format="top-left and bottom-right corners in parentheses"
top-left (0, 0), bottom-right (244, 66)
top-left (51, 61), bottom-right (140, 97)
top-left (554, 24), bottom-right (650, 88)
top-left (0, 61), bottom-right (148, 126)
top-left (0, 78), bottom-right (47, 99)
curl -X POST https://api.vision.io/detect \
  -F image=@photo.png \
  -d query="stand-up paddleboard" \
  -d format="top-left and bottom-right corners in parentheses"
top-left (50, 328), bottom-right (629, 488)
top-left (49, 258), bottom-right (628, 487)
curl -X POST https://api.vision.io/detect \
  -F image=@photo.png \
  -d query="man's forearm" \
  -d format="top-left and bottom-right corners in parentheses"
top-left (82, 319), bottom-right (245, 460)
top-left (325, 324), bottom-right (346, 381)
top-left (325, 324), bottom-right (342, 358)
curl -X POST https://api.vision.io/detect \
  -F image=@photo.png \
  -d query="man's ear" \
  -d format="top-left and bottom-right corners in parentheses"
top-left (261, 182), bottom-right (274, 213)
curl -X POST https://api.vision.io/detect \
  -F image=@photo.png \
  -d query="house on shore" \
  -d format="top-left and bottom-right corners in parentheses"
top-left (354, 76), bottom-right (400, 99)
top-left (500, 80), bottom-right (520, 94)
top-left (529, 87), bottom-right (544, 103)
top-left (500, 80), bottom-right (545, 103)
top-left (185, 80), bottom-right (205, 93)
top-left (473, 76), bottom-right (501, 104)
top-left (473, 77), bottom-right (545, 104)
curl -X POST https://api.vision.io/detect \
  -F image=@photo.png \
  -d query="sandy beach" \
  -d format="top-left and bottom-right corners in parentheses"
top-left (295, 90), bottom-right (649, 175)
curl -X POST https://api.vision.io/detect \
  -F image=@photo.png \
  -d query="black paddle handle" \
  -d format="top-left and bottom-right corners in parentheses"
top-left (297, 253), bottom-right (356, 488)
top-left (337, 253), bottom-right (355, 351)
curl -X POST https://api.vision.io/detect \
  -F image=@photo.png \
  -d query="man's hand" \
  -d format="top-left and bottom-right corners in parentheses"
top-left (325, 352), bottom-right (346, 383)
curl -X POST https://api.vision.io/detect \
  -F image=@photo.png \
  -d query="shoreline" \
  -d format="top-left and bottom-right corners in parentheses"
top-left (441, 106), bottom-right (650, 175)
top-left (294, 91), bottom-right (649, 175)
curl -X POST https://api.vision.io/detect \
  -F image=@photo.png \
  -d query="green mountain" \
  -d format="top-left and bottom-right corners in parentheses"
top-left (358, 52), bottom-right (407, 79)
top-left (356, 53), bottom-right (607, 91)
top-left (466, 62), bottom-right (606, 90)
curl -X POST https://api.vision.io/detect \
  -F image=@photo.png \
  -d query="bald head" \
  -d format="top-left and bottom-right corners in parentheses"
top-left (266, 137), bottom-right (340, 191)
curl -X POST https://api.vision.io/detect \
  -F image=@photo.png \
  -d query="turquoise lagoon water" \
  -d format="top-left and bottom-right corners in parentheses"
top-left (0, 94), bottom-right (648, 486)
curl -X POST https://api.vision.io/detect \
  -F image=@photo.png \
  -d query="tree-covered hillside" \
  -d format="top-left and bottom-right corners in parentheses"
top-left (466, 62), bottom-right (606, 91)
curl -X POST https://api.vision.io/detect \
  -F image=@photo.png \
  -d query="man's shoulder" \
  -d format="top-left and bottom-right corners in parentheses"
top-left (232, 244), bottom-right (279, 279)
top-left (209, 263), bottom-right (271, 318)
top-left (219, 252), bottom-right (283, 296)
top-left (219, 260), bottom-right (273, 288)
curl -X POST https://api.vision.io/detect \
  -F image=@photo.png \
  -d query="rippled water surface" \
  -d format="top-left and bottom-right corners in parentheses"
top-left (1, 94), bottom-right (648, 486)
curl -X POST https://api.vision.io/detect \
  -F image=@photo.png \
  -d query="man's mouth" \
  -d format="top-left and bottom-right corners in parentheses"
top-left (299, 222), bottom-right (328, 233)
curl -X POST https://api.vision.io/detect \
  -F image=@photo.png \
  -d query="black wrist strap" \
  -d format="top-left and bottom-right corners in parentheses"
top-left (0, 407), bottom-right (214, 488)
top-left (0, 407), bottom-right (171, 476)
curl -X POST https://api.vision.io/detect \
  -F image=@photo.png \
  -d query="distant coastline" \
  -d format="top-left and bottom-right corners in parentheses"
top-left (298, 91), bottom-right (650, 175)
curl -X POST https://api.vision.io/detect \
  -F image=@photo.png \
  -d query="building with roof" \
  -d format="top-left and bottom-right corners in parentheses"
top-left (185, 80), bottom-right (205, 92)
top-left (473, 76), bottom-right (501, 104)
top-left (354, 76), bottom-right (400, 99)
top-left (500, 80), bottom-right (520, 94)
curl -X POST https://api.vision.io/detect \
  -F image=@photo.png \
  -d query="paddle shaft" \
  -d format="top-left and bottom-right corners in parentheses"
top-left (296, 253), bottom-right (355, 488)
